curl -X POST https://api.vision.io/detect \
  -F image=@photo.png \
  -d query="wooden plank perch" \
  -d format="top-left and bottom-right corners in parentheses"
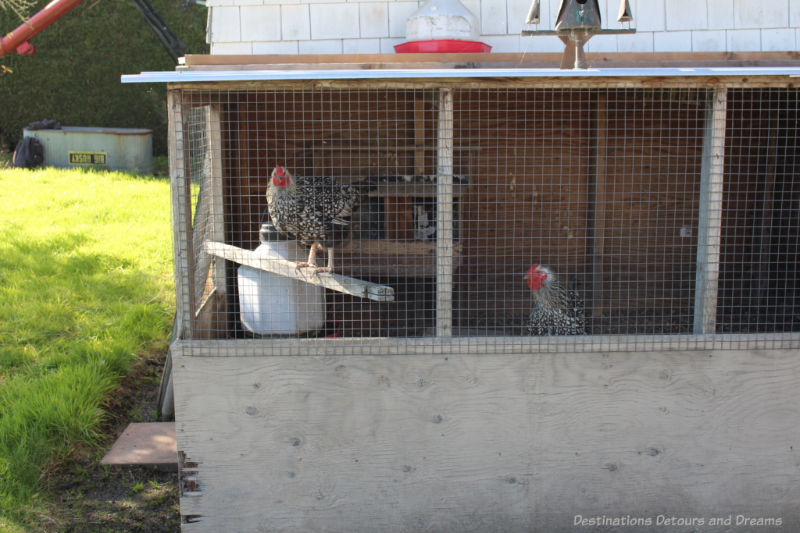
top-left (204, 241), bottom-right (395, 302)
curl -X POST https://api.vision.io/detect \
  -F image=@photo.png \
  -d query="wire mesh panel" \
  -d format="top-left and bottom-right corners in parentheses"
top-left (168, 82), bottom-right (800, 355)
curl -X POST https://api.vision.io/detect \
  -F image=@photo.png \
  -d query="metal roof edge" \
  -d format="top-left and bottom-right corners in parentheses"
top-left (121, 66), bottom-right (800, 84)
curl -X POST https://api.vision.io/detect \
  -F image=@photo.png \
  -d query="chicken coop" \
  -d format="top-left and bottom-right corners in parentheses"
top-left (125, 55), bottom-right (800, 531)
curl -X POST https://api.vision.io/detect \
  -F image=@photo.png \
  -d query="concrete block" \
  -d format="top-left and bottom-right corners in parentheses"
top-left (360, 2), bottom-right (389, 38)
top-left (241, 5), bottom-right (281, 42)
top-left (282, 4), bottom-right (311, 40)
top-left (310, 3), bottom-right (360, 39)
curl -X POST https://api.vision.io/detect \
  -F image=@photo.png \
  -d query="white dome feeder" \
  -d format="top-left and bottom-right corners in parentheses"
top-left (395, 0), bottom-right (491, 53)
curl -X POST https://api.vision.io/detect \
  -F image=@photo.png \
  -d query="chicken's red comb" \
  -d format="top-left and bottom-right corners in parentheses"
top-left (526, 264), bottom-right (540, 275)
top-left (275, 165), bottom-right (285, 176)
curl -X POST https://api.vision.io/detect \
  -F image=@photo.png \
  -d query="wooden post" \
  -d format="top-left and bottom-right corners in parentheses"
top-left (437, 88), bottom-right (454, 337)
top-left (414, 98), bottom-right (426, 175)
top-left (591, 92), bottom-right (608, 318)
top-left (194, 105), bottom-right (228, 339)
top-left (757, 129), bottom-right (779, 309)
top-left (693, 88), bottom-right (728, 334)
top-left (167, 88), bottom-right (196, 339)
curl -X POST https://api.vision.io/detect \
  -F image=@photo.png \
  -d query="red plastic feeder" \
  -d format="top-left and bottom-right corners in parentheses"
top-left (394, 39), bottom-right (492, 53)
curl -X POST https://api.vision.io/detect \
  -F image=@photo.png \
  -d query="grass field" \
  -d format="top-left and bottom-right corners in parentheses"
top-left (0, 165), bottom-right (175, 530)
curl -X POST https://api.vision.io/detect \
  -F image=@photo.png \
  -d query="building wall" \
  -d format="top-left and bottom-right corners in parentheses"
top-left (205, 0), bottom-right (800, 55)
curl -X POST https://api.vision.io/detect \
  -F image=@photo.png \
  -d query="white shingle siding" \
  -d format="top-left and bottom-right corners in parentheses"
top-left (359, 3), bottom-right (390, 38)
top-left (310, 4), bottom-right (360, 39)
top-left (693, 30), bottom-right (727, 52)
top-left (206, 0), bottom-right (800, 54)
top-left (762, 29), bottom-right (796, 51)
top-left (241, 5), bottom-right (281, 42)
top-left (665, 0), bottom-right (707, 32)
top-left (792, 0), bottom-right (800, 27)
top-left (281, 4), bottom-right (311, 40)
top-left (707, 0), bottom-right (735, 31)
top-left (734, 0), bottom-right (788, 29)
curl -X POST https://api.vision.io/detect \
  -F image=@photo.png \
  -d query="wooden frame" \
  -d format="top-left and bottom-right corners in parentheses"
top-left (167, 73), bottom-right (800, 347)
top-left (163, 68), bottom-right (800, 532)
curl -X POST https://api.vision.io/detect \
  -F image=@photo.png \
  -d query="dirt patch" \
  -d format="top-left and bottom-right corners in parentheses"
top-left (37, 347), bottom-right (180, 532)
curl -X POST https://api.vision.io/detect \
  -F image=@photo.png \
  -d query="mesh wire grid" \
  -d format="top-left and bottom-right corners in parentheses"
top-left (169, 85), bottom-right (800, 355)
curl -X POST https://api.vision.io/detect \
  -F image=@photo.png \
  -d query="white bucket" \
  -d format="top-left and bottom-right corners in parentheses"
top-left (237, 240), bottom-right (326, 335)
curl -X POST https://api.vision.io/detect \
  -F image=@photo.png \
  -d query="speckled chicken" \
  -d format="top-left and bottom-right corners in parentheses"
top-left (266, 165), bottom-right (361, 272)
top-left (525, 264), bottom-right (586, 336)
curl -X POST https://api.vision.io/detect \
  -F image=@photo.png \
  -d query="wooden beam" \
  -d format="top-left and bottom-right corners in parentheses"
top-left (168, 76), bottom-right (800, 94)
top-left (757, 129), bottom-right (779, 309)
top-left (167, 89), bottom-right (196, 339)
top-left (694, 88), bottom-right (728, 334)
top-left (204, 241), bottom-right (395, 302)
top-left (193, 104), bottom-right (228, 339)
top-left (414, 98), bottom-right (426, 175)
top-left (181, 51), bottom-right (800, 70)
top-left (591, 92), bottom-right (608, 318)
top-left (436, 88), bottom-right (454, 337)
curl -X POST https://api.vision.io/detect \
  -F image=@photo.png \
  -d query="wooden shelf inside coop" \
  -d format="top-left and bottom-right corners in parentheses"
top-left (338, 239), bottom-right (462, 278)
top-left (365, 180), bottom-right (466, 198)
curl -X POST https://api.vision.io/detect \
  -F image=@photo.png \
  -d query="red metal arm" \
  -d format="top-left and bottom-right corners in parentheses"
top-left (0, 0), bottom-right (85, 58)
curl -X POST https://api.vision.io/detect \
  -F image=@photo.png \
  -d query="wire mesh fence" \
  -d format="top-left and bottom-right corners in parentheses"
top-left (168, 84), bottom-right (800, 354)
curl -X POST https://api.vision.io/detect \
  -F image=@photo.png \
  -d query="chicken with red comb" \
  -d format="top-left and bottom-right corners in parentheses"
top-left (266, 165), bottom-right (362, 272)
top-left (524, 264), bottom-right (586, 335)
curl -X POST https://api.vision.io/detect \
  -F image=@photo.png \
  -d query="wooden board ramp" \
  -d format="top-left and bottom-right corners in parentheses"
top-left (204, 241), bottom-right (395, 302)
top-left (101, 422), bottom-right (177, 470)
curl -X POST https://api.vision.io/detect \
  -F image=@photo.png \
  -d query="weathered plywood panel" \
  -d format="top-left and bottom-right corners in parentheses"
top-left (173, 349), bottom-right (800, 532)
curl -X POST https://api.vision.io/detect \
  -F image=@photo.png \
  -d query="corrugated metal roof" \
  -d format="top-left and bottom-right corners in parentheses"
top-left (121, 67), bottom-right (800, 84)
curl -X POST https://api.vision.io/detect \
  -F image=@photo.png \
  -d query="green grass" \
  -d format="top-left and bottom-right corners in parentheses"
top-left (0, 166), bottom-right (174, 527)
